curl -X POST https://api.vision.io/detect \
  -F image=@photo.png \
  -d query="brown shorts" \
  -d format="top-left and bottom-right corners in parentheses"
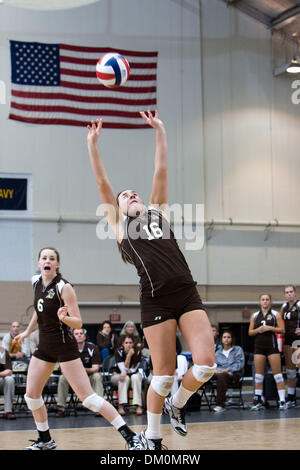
top-left (284, 333), bottom-right (300, 347)
top-left (254, 345), bottom-right (279, 356)
top-left (140, 284), bottom-right (205, 329)
top-left (33, 340), bottom-right (80, 363)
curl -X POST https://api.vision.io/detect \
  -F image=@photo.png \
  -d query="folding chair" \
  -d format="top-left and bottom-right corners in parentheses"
top-left (42, 374), bottom-right (58, 411)
top-left (101, 355), bottom-right (117, 405)
top-left (66, 387), bottom-right (80, 416)
top-left (206, 376), bottom-right (245, 409)
top-left (197, 383), bottom-right (212, 411)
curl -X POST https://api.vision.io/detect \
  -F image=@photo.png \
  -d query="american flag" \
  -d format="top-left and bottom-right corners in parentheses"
top-left (9, 40), bottom-right (158, 128)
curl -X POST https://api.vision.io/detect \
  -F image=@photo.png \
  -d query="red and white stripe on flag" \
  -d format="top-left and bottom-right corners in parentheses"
top-left (9, 41), bottom-right (158, 128)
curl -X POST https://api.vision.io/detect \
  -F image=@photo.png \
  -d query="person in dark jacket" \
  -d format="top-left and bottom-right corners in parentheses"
top-left (96, 321), bottom-right (118, 362)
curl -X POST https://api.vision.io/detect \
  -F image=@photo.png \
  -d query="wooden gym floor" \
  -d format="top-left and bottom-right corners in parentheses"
top-left (1, 404), bottom-right (300, 451)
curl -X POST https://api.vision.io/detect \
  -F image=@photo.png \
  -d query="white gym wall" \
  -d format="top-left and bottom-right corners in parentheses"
top-left (0, 0), bottom-right (299, 325)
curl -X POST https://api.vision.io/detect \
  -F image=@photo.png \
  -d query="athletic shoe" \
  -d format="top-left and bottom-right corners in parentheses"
top-left (138, 430), bottom-right (166, 450)
top-left (24, 438), bottom-right (57, 450)
top-left (251, 401), bottom-right (264, 411)
top-left (250, 395), bottom-right (264, 411)
top-left (213, 405), bottom-right (226, 413)
top-left (126, 434), bottom-right (146, 450)
top-left (286, 399), bottom-right (296, 409)
top-left (163, 397), bottom-right (187, 437)
top-left (279, 401), bottom-right (287, 410)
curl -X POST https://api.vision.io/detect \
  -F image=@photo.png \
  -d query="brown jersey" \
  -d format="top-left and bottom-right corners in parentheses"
top-left (120, 207), bottom-right (196, 298)
top-left (253, 309), bottom-right (278, 350)
top-left (281, 300), bottom-right (300, 344)
top-left (32, 274), bottom-right (76, 346)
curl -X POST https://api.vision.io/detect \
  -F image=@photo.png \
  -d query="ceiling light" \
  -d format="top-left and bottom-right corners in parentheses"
top-left (286, 58), bottom-right (300, 73)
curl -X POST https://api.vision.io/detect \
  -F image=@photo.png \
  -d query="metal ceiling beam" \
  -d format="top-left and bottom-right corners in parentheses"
top-left (271, 5), bottom-right (300, 29)
top-left (219, 0), bottom-right (270, 26)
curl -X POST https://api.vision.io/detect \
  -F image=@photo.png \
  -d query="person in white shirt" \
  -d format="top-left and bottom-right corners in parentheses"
top-left (2, 322), bottom-right (30, 361)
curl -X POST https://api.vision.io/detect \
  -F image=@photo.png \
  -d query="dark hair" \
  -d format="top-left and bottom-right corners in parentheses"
top-left (116, 189), bottom-right (126, 205)
top-left (116, 189), bottom-right (135, 265)
top-left (122, 335), bottom-right (135, 345)
top-left (101, 320), bottom-right (113, 331)
top-left (221, 329), bottom-right (235, 345)
top-left (38, 247), bottom-right (61, 274)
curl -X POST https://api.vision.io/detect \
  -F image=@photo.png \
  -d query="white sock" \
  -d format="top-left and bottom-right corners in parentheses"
top-left (278, 389), bottom-right (286, 402)
top-left (255, 389), bottom-right (263, 397)
top-left (288, 388), bottom-right (295, 396)
top-left (145, 411), bottom-right (161, 440)
top-left (35, 420), bottom-right (49, 432)
top-left (172, 384), bottom-right (195, 409)
top-left (111, 415), bottom-right (126, 430)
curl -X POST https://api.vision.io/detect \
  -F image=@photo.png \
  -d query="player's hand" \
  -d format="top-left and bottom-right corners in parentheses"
top-left (127, 347), bottom-right (135, 357)
top-left (140, 110), bottom-right (164, 130)
top-left (57, 305), bottom-right (68, 322)
top-left (87, 119), bottom-right (103, 145)
top-left (13, 332), bottom-right (27, 344)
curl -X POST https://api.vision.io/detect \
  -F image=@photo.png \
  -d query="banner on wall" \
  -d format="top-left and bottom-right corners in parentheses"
top-left (8, 40), bottom-right (158, 129)
top-left (0, 177), bottom-right (27, 210)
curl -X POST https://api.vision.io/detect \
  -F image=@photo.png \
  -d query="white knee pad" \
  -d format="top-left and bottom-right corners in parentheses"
top-left (273, 373), bottom-right (284, 384)
top-left (255, 374), bottom-right (264, 384)
top-left (83, 393), bottom-right (104, 413)
top-left (24, 394), bottom-right (44, 411)
top-left (286, 369), bottom-right (297, 379)
top-left (151, 375), bottom-right (175, 397)
top-left (192, 364), bottom-right (216, 383)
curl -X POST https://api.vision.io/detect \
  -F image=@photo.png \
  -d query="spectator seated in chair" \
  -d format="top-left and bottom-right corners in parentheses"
top-left (212, 330), bottom-right (245, 413)
top-left (0, 346), bottom-right (16, 419)
top-left (118, 320), bottom-right (142, 350)
top-left (111, 335), bottom-right (143, 416)
top-left (96, 321), bottom-right (119, 362)
top-left (56, 328), bottom-right (103, 416)
top-left (2, 321), bottom-right (30, 362)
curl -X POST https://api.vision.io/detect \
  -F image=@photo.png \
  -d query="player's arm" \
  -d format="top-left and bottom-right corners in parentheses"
top-left (248, 315), bottom-right (261, 336)
top-left (87, 119), bottom-right (124, 241)
top-left (14, 312), bottom-right (38, 344)
top-left (272, 312), bottom-right (285, 334)
top-left (140, 110), bottom-right (168, 209)
top-left (279, 304), bottom-right (285, 319)
top-left (59, 284), bottom-right (82, 330)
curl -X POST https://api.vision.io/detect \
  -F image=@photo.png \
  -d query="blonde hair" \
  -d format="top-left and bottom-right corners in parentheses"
top-left (284, 285), bottom-right (296, 292)
top-left (259, 293), bottom-right (272, 302)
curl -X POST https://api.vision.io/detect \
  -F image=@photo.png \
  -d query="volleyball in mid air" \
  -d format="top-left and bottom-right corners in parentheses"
top-left (96, 53), bottom-right (130, 88)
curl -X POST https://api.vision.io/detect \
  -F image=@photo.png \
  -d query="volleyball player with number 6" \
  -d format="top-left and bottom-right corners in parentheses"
top-left (87, 111), bottom-right (216, 450)
top-left (15, 247), bottom-right (143, 450)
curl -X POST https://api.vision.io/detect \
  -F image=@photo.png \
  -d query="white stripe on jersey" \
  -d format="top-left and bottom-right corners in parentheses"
top-left (32, 274), bottom-right (41, 286)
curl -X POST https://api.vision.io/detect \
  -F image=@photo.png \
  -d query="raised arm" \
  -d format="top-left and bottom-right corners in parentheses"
top-left (140, 110), bottom-right (168, 207)
top-left (87, 119), bottom-right (123, 240)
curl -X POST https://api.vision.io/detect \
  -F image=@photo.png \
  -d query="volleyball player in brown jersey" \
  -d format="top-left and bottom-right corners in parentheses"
top-left (87, 111), bottom-right (215, 450)
top-left (249, 293), bottom-right (286, 410)
top-left (280, 285), bottom-right (300, 407)
top-left (15, 247), bottom-right (143, 450)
